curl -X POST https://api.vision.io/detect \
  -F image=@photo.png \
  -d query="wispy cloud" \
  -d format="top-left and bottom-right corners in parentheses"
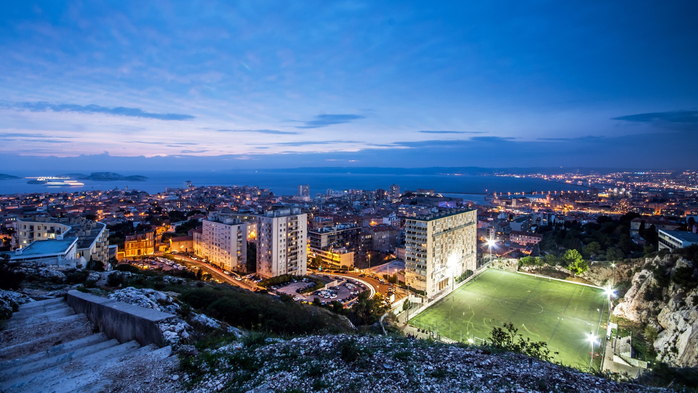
top-left (294, 114), bottom-right (365, 129)
top-left (418, 130), bottom-right (485, 134)
top-left (217, 129), bottom-right (301, 135)
top-left (181, 149), bottom-right (209, 154)
top-left (0, 132), bottom-right (73, 139)
top-left (269, 140), bottom-right (362, 146)
top-left (5, 101), bottom-right (195, 121)
top-left (612, 110), bottom-right (698, 124)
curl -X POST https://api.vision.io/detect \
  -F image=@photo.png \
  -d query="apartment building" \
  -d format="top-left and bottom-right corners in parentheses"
top-left (308, 223), bottom-right (361, 268)
top-left (257, 207), bottom-right (307, 278)
top-left (13, 216), bottom-right (109, 265)
top-left (123, 231), bottom-right (155, 258)
top-left (198, 215), bottom-right (248, 273)
top-left (405, 209), bottom-right (477, 298)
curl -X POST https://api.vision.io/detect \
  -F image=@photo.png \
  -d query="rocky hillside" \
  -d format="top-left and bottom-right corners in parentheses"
top-left (613, 255), bottom-right (698, 368)
top-left (173, 334), bottom-right (663, 393)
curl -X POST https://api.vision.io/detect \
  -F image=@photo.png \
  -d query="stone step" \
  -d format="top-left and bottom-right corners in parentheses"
top-left (0, 340), bottom-right (141, 392)
top-left (0, 336), bottom-right (119, 382)
top-left (73, 345), bottom-right (173, 393)
top-left (16, 298), bottom-right (64, 310)
top-left (0, 332), bottom-right (109, 371)
top-left (11, 301), bottom-right (69, 318)
top-left (0, 313), bottom-right (89, 358)
top-left (5, 306), bottom-right (75, 329)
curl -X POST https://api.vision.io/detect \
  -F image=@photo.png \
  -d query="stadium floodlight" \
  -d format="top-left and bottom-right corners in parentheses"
top-left (486, 238), bottom-right (496, 264)
top-left (587, 333), bottom-right (598, 371)
top-left (604, 287), bottom-right (615, 298)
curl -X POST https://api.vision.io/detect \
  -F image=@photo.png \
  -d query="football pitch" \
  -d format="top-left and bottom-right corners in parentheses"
top-left (409, 269), bottom-right (610, 369)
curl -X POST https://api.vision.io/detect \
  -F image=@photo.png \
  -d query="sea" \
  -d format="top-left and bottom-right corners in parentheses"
top-left (0, 170), bottom-right (587, 199)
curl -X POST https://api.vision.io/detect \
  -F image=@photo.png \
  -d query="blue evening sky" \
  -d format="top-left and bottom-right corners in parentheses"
top-left (1, 1), bottom-right (697, 170)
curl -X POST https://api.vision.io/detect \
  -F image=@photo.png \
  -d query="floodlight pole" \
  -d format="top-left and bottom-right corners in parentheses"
top-left (588, 333), bottom-right (595, 372)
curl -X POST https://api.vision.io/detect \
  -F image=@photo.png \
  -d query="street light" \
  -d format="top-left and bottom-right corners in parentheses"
top-left (610, 263), bottom-right (616, 287)
top-left (486, 238), bottom-right (496, 265)
top-left (587, 333), bottom-right (598, 371)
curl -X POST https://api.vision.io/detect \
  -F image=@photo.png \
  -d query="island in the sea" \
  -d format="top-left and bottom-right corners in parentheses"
top-left (64, 172), bottom-right (149, 181)
top-left (0, 174), bottom-right (20, 180)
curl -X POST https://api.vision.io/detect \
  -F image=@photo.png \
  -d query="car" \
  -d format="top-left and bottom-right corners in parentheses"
top-left (223, 271), bottom-right (231, 275)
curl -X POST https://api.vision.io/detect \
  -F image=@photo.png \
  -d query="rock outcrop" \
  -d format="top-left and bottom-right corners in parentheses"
top-left (612, 255), bottom-right (698, 368)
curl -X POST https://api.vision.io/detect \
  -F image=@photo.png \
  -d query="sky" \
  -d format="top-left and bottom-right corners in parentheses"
top-left (1, 0), bottom-right (698, 171)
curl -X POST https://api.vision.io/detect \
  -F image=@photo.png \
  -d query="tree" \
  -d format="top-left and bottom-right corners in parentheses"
top-left (606, 247), bottom-right (624, 262)
top-left (582, 241), bottom-right (601, 258)
top-left (544, 254), bottom-right (557, 266)
top-left (563, 249), bottom-right (588, 275)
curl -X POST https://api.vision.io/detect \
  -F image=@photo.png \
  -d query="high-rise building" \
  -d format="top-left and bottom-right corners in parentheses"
top-left (298, 184), bottom-right (310, 199)
top-left (198, 214), bottom-right (248, 273)
top-left (257, 207), bottom-right (307, 278)
top-left (389, 184), bottom-right (400, 200)
top-left (405, 209), bottom-right (477, 298)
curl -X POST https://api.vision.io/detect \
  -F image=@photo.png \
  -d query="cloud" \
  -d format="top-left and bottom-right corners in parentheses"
top-left (217, 129), bottom-right (301, 135)
top-left (537, 136), bottom-right (606, 142)
top-left (180, 149), bottom-right (209, 154)
top-left (6, 101), bottom-right (195, 121)
top-left (0, 132), bottom-right (73, 139)
top-left (418, 130), bottom-right (485, 134)
top-left (270, 140), bottom-right (362, 146)
top-left (612, 110), bottom-right (698, 124)
top-left (294, 114), bottom-right (365, 129)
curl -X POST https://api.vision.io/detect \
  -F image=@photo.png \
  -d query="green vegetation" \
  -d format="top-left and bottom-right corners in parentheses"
top-left (489, 322), bottom-right (557, 362)
top-left (537, 213), bottom-right (646, 261)
top-left (410, 269), bottom-right (609, 369)
top-left (178, 286), bottom-right (353, 335)
top-left (563, 249), bottom-right (589, 275)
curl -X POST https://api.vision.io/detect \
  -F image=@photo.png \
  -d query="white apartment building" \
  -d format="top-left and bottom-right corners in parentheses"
top-left (13, 217), bottom-right (110, 265)
top-left (257, 207), bottom-right (307, 278)
top-left (198, 216), bottom-right (248, 272)
top-left (405, 209), bottom-right (477, 298)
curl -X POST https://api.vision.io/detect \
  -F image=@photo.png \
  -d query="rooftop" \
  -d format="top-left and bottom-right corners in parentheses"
top-left (8, 238), bottom-right (78, 257)
top-left (660, 230), bottom-right (698, 243)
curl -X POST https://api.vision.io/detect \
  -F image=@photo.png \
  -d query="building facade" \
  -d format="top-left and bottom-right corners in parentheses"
top-left (124, 231), bottom-right (155, 258)
top-left (256, 208), bottom-right (307, 278)
top-left (308, 223), bottom-right (361, 268)
top-left (658, 229), bottom-right (698, 251)
top-left (13, 217), bottom-right (109, 264)
top-left (405, 209), bottom-right (477, 298)
top-left (198, 216), bottom-right (248, 272)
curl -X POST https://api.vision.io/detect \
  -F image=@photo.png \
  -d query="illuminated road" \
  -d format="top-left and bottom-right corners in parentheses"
top-left (166, 254), bottom-right (256, 291)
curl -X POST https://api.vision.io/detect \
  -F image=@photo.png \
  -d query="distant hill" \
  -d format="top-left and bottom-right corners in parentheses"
top-left (0, 174), bottom-right (20, 180)
top-left (63, 172), bottom-right (148, 181)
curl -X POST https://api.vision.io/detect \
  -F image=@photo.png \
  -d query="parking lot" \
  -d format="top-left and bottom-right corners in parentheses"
top-left (272, 277), bottom-right (368, 306)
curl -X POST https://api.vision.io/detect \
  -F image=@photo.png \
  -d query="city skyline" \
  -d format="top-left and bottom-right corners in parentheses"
top-left (1, 1), bottom-right (698, 170)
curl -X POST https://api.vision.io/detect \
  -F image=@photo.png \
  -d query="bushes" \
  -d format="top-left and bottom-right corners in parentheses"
top-left (66, 270), bottom-right (90, 285)
top-left (489, 322), bottom-right (557, 362)
top-left (179, 287), bottom-right (351, 335)
top-left (107, 272), bottom-right (125, 287)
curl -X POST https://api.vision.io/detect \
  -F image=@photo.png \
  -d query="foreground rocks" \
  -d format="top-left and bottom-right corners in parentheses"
top-left (177, 335), bottom-right (663, 393)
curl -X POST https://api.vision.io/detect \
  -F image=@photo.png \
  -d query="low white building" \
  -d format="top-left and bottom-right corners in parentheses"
top-left (658, 229), bottom-right (698, 251)
top-left (2, 237), bottom-right (82, 268)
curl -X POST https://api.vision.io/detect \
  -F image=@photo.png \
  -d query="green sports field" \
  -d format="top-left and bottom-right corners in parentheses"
top-left (409, 269), bottom-right (610, 369)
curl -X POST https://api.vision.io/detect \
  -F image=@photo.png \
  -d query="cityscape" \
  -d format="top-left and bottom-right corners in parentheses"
top-left (1, 1), bottom-right (697, 392)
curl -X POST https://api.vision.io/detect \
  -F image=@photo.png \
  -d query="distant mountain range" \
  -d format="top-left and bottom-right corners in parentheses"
top-left (0, 174), bottom-right (20, 180)
top-left (63, 172), bottom-right (148, 181)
